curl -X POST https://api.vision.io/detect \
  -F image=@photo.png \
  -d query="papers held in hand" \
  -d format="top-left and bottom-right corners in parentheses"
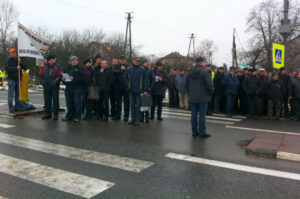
top-left (62, 73), bottom-right (72, 82)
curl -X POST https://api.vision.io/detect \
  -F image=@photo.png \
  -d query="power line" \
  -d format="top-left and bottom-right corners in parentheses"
top-left (187, 33), bottom-right (196, 58)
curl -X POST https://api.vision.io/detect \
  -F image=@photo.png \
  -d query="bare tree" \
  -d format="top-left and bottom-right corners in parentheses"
top-left (0, 0), bottom-right (19, 60)
top-left (195, 39), bottom-right (218, 64)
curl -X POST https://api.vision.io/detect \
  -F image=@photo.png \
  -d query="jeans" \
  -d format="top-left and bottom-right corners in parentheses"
top-left (129, 92), bottom-right (141, 121)
top-left (226, 94), bottom-right (236, 116)
top-left (8, 80), bottom-right (21, 111)
top-left (191, 103), bottom-right (208, 136)
top-left (151, 95), bottom-right (163, 119)
top-left (44, 87), bottom-right (59, 114)
top-left (65, 88), bottom-right (83, 120)
top-left (115, 89), bottom-right (130, 119)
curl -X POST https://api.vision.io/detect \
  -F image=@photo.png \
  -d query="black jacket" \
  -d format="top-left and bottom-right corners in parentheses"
top-left (113, 63), bottom-right (129, 90)
top-left (290, 78), bottom-right (300, 99)
top-left (5, 56), bottom-right (26, 81)
top-left (186, 64), bottom-right (213, 103)
top-left (95, 66), bottom-right (114, 93)
top-left (266, 79), bottom-right (285, 100)
top-left (152, 69), bottom-right (169, 96)
top-left (40, 63), bottom-right (62, 89)
top-left (168, 75), bottom-right (176, 89)
top-left (144, 67), bottom-right (155, 91)
top-left (84, 67), bottom-right (95, 87)
top-left (279, 74), bottom-right (290, 96)
top-left (64, 64), bottom-right (85, 90)
top-left (242, 75), bottom-right (263, 95)
top-left (213, 71), bottom-right (225, 95)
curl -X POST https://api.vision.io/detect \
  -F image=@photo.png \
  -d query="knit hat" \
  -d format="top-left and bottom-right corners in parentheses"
top-left (9, 48), bottom-right (17, 53)
top-left (69, 56), bottom-right (79, 62)
top-left (156, 61), bottom-right (164, 67)
top-left (195, 57), bottom-right (205, 63)
top-left (83, 58), bottom-right (91, 65)
top-left (47, 55), bottom-right (56, 61)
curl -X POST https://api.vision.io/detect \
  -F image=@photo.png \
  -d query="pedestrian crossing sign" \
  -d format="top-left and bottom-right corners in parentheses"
top-left (273, 43), bottom-right (285, 69)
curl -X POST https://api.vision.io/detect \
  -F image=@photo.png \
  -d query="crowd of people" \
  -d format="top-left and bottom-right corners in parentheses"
top-left (4, 48), bottom-right (300, 137)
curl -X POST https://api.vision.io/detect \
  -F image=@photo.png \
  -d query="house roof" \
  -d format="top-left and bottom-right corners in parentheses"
top-left (159, 51), bottom-right (187, 60)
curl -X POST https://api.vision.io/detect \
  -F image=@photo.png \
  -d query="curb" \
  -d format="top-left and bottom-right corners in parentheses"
top-left (276, 151), bottom-right (300, 162)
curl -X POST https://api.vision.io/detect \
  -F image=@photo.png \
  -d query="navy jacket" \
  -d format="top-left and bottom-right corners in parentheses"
top-left (213, 71), bottom-right (225, 95)
top-left (222, 74), bottom-right (240, 95)
top-left (113, 63), bottom-right (129, 90)
top-left (186, 64), bottom-right (213, 103)
top-left (266, 79), bottom-right (285, 100)
top-left (40, 63), bottom-right (62, 89)
top-left (123, 65), bottom-right (149, 94)
top-left (152, 70), bottom-right (169, 96)
top-left (175, 74), bottom-right (188, 93)
top-left (5, 56), bottom-right (26, 81)
top-left (64, 64), bottom-right (85, 90)
top-left (242, 75), bottom-right (262, 95)
top-left (289, 78), bottom-right (300, 99)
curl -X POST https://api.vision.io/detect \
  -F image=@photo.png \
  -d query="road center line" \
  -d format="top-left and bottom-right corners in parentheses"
top-left (165, 153), bottom-right (300, 181)
top-left (0, 153), bottom-right (114, 199)
top-left (0, 123), bottom-right (15, 128)
top-left (226, 126), bottom-right (300, 135)
top-left (0, 132), bottom-right (153, 173)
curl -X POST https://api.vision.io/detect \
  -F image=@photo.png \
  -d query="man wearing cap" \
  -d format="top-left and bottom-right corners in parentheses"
top-left (213, 67), bottom-right (225, 113)
top-left (123, 57), bottom-right (149, 125)
top-left (175, 69), bottom-right (189, 109)
top-left (205, 64), bottom-right (215, 115)
top-left (267, 72), bottom-right (285, 120)
top-left (258, 68), bottom-right (268, 116)
top-left (168, 69), bottom-right (179, 108)
top-left (242, 68), bottom-right (263, 119)
top-left (62, 56), bottom-right (85, 122)
top-left (40, 55), bottom-right (62, 120)
top-left (222, 67), bottom-right (240, 117)
top-left (186, 57), bottom-right (213, 138)
top-left (151, 61), bottom-right (169, 121)
top-left (279, 67), bottom-right (290, 118)
top-left (112, 55), bottom-right (130, 121)
top-left (5, 48), bottom-right (26, 113)
top-left (289, 69), bottom-right (300, 121)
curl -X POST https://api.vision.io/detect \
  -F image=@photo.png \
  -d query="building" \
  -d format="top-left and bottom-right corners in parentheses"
top-left (158, 51), bottom-right (193, 67)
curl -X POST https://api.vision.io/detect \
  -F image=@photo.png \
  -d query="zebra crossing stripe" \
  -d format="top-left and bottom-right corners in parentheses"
top-left (162, 115), bottom-right (235, 125)
top-left (0, 132), bottom-right (153, 173)
top-left (0, 196), bottom-right (9, 199)
top-left (0, 153), bottom-right (114, 198)
top-left (0, 123), bottom-right (15, 128)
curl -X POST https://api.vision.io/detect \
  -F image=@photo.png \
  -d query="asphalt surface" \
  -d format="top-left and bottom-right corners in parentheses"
top-left (0, 90), bottom-right (299, 199)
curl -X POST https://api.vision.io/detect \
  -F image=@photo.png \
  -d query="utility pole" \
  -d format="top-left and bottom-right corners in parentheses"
top-left (124, 12), bottom-right (133, 61)
top-left (232, 29), bottom-right (238, 69)
top-left (187, 33), bottom-right (196, 58)
top-left (279, 0), bottom-right (291, 68)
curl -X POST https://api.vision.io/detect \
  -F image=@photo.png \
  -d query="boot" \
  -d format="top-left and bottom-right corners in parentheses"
top-left (42, 113), bottom-right (52, 120)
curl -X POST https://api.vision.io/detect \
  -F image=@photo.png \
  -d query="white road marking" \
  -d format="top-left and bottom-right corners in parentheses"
top-left (0, 102), bottom-right (7, 106)
top-left (162, 115), bottom-right (235, 125)
top-left (162, 110), bottom-right (242, 122)
top-left (0, 196), bottom-right (9, 199)
top-left (0, 132), bottom-right (153, 173)
top-left (0, 123), bottom-right (15, 128)
top-left (0, 153), bottom-right (114, 198)
top-left (226, 126), bottom-right (300, 135)
top-left (165, 153), bottom-right (300, 181)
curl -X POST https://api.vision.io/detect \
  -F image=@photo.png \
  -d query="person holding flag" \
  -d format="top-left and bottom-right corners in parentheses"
top-left (5, 48), bottom-right (26, 113)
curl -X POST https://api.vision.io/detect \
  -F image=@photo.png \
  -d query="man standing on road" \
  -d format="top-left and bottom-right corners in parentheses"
top-left (112, 55), bottom-right (130, 121)
top-left (40, 55), bottom-right (62, 120)
top-left (175, 69), bottom-right (189, 109)
top-left (123, 57), bottom-right (149, 125)
top-left (289, 69), bottom-right (300, 121)
top-left (5, 48), bottom-right (26, 113)
top-left (186, 57), bottom-right (213, 138)
top-left (279, 67), bottom-right (290, 118)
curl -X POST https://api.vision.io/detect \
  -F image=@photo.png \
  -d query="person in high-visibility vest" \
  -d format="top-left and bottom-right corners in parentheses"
top-left (205, 64), bottom-right (215, 115)
top-left (5, 48), bottom-right (26, 113)
top-left (0, 70), bottom-right (4, 86)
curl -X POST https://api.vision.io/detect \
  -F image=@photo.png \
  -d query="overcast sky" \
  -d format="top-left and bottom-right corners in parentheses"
top-left (13, 0), bottom-right (265, 65)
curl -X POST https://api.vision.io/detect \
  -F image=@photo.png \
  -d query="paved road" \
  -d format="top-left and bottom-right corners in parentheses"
top-left (0, 90), bottom-right (299, 199)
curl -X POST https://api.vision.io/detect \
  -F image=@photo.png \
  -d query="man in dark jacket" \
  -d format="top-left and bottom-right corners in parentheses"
top-left (242, 69), bottom-right (262, 119)
top-left (140, 59), bottom-right (155, 123)
top-left (82, 59), bottom-right (95, 120)
top-left (222, 67), bottom-right (240, 117)
top-left (186, 57), bottom-right (213, 138)
top-left (213, 67), bottom-right (225, 113)
top-left (289, 69), bottom-right (300, 120)
top-left (279, 67), bottom-right (290, 118)
top-left (40, 55), bottom-right (62, 120)
top-left (5, 48), bottom-right (26, 112)
top-left (239, 68), bottom-right (249, 114)
top-left (123, 57), bottom-right (149, 125)
top-left (267, 73), bottom-right (285, 120)
top-left (175, 69), bottom-right (189, 109)
top-left (168, 69), bottom-right (179, 108)
top-left (112, 55), bottom-right (130, 121)
top-left (95, 60), bottom-right (114, 121)
top-left (151, 62), bottom-right (169, 121)
top-left (62, 56), bottom-right (85, 122)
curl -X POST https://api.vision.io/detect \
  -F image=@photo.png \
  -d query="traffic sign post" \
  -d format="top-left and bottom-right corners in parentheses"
top-left (273, 43), bottom-right (285, 69)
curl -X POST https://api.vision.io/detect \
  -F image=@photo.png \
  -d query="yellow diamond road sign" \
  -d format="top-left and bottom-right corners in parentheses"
top-left (273, 43), bottom-right (285, 69)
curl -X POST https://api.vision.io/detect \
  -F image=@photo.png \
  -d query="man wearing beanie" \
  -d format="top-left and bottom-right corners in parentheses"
top-left (40, 55), bottom-right (62, 120)
top-left (186, 57), bottom-right (213, 138)
top-left (289, 69), bottom-right (300, 121)
top-left (62, 56), bottom-right (85, 122)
